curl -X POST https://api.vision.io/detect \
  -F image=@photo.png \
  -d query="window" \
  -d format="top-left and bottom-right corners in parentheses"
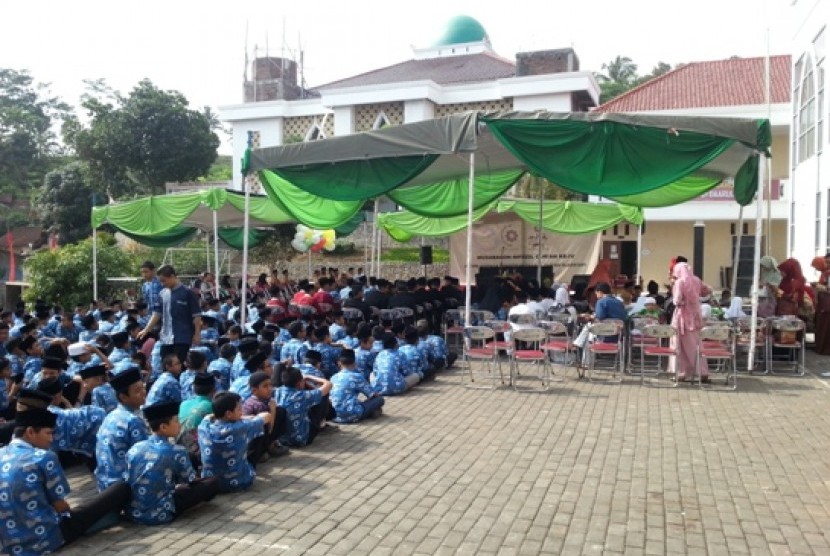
top-left (798, 56), bottom-right (816, 163)
top-left (793, 56), bottom-right (803, 168)
top-left (373, 112), bottom-right (391, 130)
top-left (816, 191), bottom-right (822, 251)
top-left (304, 124), bottom-right (326, 142)
top-left (818, 28), bottom-right (826, 152)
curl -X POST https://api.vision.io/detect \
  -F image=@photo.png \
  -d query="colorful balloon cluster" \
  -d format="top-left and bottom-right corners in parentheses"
top-left (291, 224), bottom-right (336, 253)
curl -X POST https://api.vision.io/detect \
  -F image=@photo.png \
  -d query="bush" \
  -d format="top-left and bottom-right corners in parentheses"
top-left (380, 247), bottom-right (449, 263)
top-left (24, 232), bottom-right (137, 307)
top-left (326, 242), bottom-right (357, 256)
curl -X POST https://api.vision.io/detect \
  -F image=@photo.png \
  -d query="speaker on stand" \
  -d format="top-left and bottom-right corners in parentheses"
top-left (420, 245), bottom-right (432, 277)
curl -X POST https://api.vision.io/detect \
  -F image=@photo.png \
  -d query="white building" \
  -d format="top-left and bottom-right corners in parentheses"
top-left (791, 0), bottom-right (830, 277)
top-left (219, 15), bottom-right (600, 192)
top-left (594, 56), bottom-right (791, 292)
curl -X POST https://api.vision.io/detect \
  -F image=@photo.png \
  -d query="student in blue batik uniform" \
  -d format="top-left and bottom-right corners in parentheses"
top-left (371, 332), bottom-right (412, 395)
top-left (311, 326), bottom-right (341, 378)
top-left (78, 314), bottom-right (98, 342)
top-left (197, 391), bottom-right (272, 492)
top-left (296, 350), bottom-right (326, 379)
top-left (417, 320), bottom-right (457, 370)
top-left (145, 353), bottom-right (183, 406)
top-left (274, 366), bottom-right (332, 447)
top-left (330, 350), bottom-right (384, 424)
top-left (399, 326), bottom-right (435, 382)
top-left (94, 368), bottom-right (149, 491)
top-left (0, 358), bottom-right (11, 418)
top-left (0, 408), bottom-right (130, 555)
top-left (280, 322), bottom-right (308, 365)
top-left (66, 341), bottom-right (110, 379)
top-left (229, 351), bottom-right (272, 401)
top-left (83, 364), bottom-right (118, 414)
top-left (108, 331), bottom-right (132, 366)
top-left (208, 342), bottom-right (236, 392)
top-left (199, 314), bottom-right (220, 360)
top-left (20, 335), bottom-right (43, 386)
top-left (98, 309), bottom-right (117, 335)
top-left (38, 377), bottom-right (105, 461)
top-left (371, 325), bottom-right (385, 353)
top-left (179, 350), bottom-right (207, 401)
top-left (43, 313), bottom-right (80, 344)
top-left (328, 311), bottom-right (347, 343)
top-left (355, 329), bottom-right (377, 381)
top-left (230, 337), bottom-right (259, 382)
top-left (126, 401), bottom-right (219, 525)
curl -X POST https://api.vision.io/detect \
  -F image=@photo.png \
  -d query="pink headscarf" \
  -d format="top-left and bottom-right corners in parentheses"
top-left (672, 262), bottom-right (703, 334)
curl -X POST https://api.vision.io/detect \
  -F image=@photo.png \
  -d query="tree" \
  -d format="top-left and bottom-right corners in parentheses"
top-left (0, 69), bottom-right (71, 194)
top-left (24, 232), bottom-right (136, 308)
top-left (69, 79), bottom-right (220, 196)
top-left (37, 162), bottom-right (98, 243)
top-left (595, 57), bottom-right (673, 104)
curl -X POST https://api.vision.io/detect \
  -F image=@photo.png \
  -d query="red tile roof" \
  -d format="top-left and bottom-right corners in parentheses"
top-left (595, 55), bottom-right (791, 112)
top-left (315, 51), bottom-right (517, 90)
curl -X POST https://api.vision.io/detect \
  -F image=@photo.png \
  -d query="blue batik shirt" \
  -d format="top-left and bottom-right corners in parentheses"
top-left (22, 356), bottom-right (42, 386)
top-left (198, 415), bottom-right (264, 492)
top-left (207, 358), bottom-right (232, 392)
top-left (146, 372), bottom-right (182, 406)
top-left (229, 353), bottom-right (248, 383)
top-left (280, 338), bottom-right (308, 364)
top-left (108, 347), bottom-right (130, 366)
top-left (274, 386), bottom-right (323, 447)
top-left (98, 321), bottom-right (116, 335)
top-left (329, 323), bottom-right (346, 343)
top-left (341, 335), bottom-right (360, 350)
top-left (92, 383), bottom-right (118, 413)
top-left (355, 347), bottom-right (376, 381)
top-left (424, 334), bottom-right (449, 362)
top-left (330, 369), bottom-right (379, 423)
top-left (49, 405), bottom-right (106, 457)
top-left (6, 353), bottom-right (23, 381)
top-left (398, 344), bottom-right (427, 379)
top-left (95, 403), bottom-right (150, 491)
top-left (314, 342), bottom-right (341, 378)
top-left (143, 277), bottom-right (163, 315)
top-left (126, 435), bottom-right (196, 525)
top-left (229, 371), bottom-right (252, 401)
top-left (0, 439), bottom-right (70, 556)
top-left (79, 329), bottom-right (97, 343)
top-left (179, 370), bottom-right (198, 401)
top-left (371, 349), bottom-right (407, 395)
top-left (150, 341), bottom-right (163, 381)
top-left (297, 362), bottom-right (325, 379)
top-left (0, 378), bottom-right (8, 412)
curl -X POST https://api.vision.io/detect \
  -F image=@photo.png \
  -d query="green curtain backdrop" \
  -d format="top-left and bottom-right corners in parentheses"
top-left (269, 155), bottom-right (439, 201)
top-left (117, 226), bottom-right (198, 248)
top-left (377, 200), bottom-right (643, 242)
top-left (221, 189), bottom-right (294, 223)
top-left (606, 176), bottom-right (722, 207)
top-left (91, 191), bottom-right (206, 234)
top-left (482, 118), bottom-right (736, 197)
top-left (387, 169), bottom-right (524, 217)
top-left (217, 227), bottom-right (266, 249)
top-left (259, 171), bottom-right (363, 228)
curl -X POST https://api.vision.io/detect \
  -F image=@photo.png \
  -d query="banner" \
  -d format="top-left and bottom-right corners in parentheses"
top-left (449, 211), bottom-right (601, 285)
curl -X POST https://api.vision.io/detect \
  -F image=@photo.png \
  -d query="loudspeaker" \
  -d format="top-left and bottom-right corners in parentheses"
top-left (419, 245), bottom-right (433, 265)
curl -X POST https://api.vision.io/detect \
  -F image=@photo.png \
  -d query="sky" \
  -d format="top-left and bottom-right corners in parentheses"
top-left (2, 0), bottom-right (793, 154)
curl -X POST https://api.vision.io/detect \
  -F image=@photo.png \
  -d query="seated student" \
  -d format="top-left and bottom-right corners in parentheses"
top-left (39, 376), bottom-right (106, 464)
top-left (0, 358), bottom-right (12, 420)
top-left (230, 351), bottom-right (271, 400)
top-left (0, 407), bottom-right (131, 555)
top-left (85, 364), bottom-right (117, 413)
top-left (67, 341), bottom-right (111, 378)
top-left (199, 314), bottom-right (220, 359)
top-left (399, 325), bottom-right (435, 382)
top-left (416, 320), bottom-right (457, 370)
top-left (5, 337), bottom-right (25, 385)
top-left (79, 314), bottom-right (99, 342)
top-left (149, 339), bottom-right (163, 382)
top-left (30, 356), bottom-right (86, 406)
top-left (208, 342), bottom-right (236, 392)
top-left (370, 325), bottom-right (386, 354)
top-left (20, 335), bottom-right (43, 386)
top-left (108, 331), bottom-right (131, 366)
top-left (354, 328), bottom-right (376, 381)
top-left (371, 332), bottom-right (412, 395)
top-left (126, 401), bottom-right (219, 525)
top-left (297, 349), bottom-right (326, 379)
top-left (329, 311), bottom-right (347, 343)
top-left (330, 350), bottom-right (384, 423)
top-left (280, 321), bottom-right (308, 365)
top-left (198, 391), bottom-right (273, 492)
top-left (146, 353), bottom-right (183, 406)
top-left (242, 371), bottom-right (290, 461)
top-left (179, 350), bottom-right (208, 401)
top-left (178, 373), bottom-right (216, 466)
top-left (275, 366), bottom-right (332, 447)
top-left (225, 324), bottom-right (242, 347)
top-left (311, 326), bottom-right (341, 378)
top-left (95, 368), bottom-right (149, 491)
top-left (230, 336), bottom-right (259, 382)
top-left (339, 322), bottom-right (360, 350)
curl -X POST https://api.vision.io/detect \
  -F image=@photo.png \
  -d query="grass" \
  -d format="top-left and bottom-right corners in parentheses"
top-left (380, 247), bottom-right (449, 263)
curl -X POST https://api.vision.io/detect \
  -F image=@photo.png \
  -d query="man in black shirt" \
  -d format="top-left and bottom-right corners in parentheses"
top-left (364, 279), bottom-right (392, 310)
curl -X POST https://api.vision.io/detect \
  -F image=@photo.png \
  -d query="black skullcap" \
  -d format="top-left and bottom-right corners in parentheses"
top-left (248, 371), bottom-right (271, 389)
top-left (79, 364), bottom-right (107, 379)
top-left (110, 331), bottom-right (129, 346)
top-left (238, 337), bottom-right (259, 354)
top-left (142, 401), bottom-right (180, 421)
top-left (194, 373), bottom-right (215, 388)
top-left (304, 350), bottom-right (322, 364)
top-left (43, 344), bottom-right (66, 359)
top-left (16, 408), bottom-right (57, 428)
top-left (18, 336), bottom-right (37, 352)
top-left (244, 351), bottom-right (267, 372)
top-left (37, 377), bottom-right (62, 396)
top-left (17, 388), bottom-right (54, 409)
top-left (110, 367), bottom-right (142, 393)
top-left (42, 356), bottom-right (68, 370)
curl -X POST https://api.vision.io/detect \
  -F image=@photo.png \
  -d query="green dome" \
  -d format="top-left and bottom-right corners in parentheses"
top-left (433, 16), bottom-right (488, 47)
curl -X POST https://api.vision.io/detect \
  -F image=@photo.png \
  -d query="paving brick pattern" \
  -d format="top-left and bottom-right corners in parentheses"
top-left (62, 354), bottom-right (830, 555)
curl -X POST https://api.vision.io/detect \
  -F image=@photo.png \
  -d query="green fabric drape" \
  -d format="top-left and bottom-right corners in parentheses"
top-left (259, 171), bottom-right (363, 228)
top-left (91, 191), bottom-right (206, 234)
top-left (387, 169), bottom-right (524, 217)
top-left (377, 202), bottom-right (497, 242)
top-left (222, 189), bottom-right (294, 223)
top-left (270, 155), bottom-right (439, 201)
top-left (217, 227), bottom-right (266, 250)
top-left (483, 118), bottom-right (737, 197)
top-left (497, 199), bottom-right (643, 234)
top-left (607, 176), bottom-right (722, 207)
top-left (334, 212), bottom-right (366, 236)
top-left (733, 154), bottom-right (761, 206)
top-left (117, 226), bottom-right (198, 247)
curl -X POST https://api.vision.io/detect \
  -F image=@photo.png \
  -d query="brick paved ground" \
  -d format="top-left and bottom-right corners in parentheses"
top-left (62, 352), bottom-right (830, 556)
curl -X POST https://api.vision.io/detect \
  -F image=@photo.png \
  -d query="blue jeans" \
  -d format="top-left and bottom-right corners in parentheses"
top-left (360, 396), bottom-right (385, 419)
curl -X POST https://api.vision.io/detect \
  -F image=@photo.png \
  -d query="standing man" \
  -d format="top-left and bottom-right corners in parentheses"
top-left (140, 261), bottom-right (163, 329)
top-left (139, 265), bottom-right (201, 363)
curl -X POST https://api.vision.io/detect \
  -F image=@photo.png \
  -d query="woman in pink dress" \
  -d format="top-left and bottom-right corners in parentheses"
top-left (670, 262), bottom-right (709, 382)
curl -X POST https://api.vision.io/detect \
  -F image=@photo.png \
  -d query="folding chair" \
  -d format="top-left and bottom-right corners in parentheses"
top-left (393, 306), bottom-right (415, 325)
top-left (470, 310), bottom-right (495, 326)
top-left (766, 317), bottom-right (806, 376)
top-left (508, 313), bottom-right (537, 327)
top-left (379, 308), bottom-right (402, 327)
top-left (587, 321), bottom-right (624, 382)
top-left (734, 317), bottom-right (766, 373)
top-left (627, 316), bottom-right (659, 374)
top-left (341, 307), bottom-right (364, 323)
top-left (510, 327), bottom-right (550, 391)
top-left (444, 309), bottom-right (466, 353)
top-left (639, 324), bottom-right (677, 386)
top-left (696, 325), bottom-right (737, 390)
top-left (538, 319), bottom-right (575, 380)
top-left (463, 326), bottom-right (503, 388)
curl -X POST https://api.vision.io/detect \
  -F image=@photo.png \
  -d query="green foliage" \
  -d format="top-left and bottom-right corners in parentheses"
top-left (381, 247), bottom-right (449, 263)
top-left (37, 161), bottom-right (97, 242)
top-left (325, 242), bottom-right (357, 256)
top-left (24, 232), bottom-right (136, 307)
top-left (0, 69), bottom-right (72, 194)
top-left (134, 238), bottom-right (212, 277)
top-left (248, 225), bottom-right (297, 269)
top-left (198, 155), bottom-right (232, 182)
top-left (69, 79), bottom-right (220, 196)
top-left (595, 56), bottom-right (673, 104)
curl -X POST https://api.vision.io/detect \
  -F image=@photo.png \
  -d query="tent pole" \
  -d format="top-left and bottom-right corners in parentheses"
top-left (213, 210), bottom-right (220, 299)
top-left (748, 154), bottom-right (765, 372)
top-left (376, 219), bottom-right (382, 277)
top-left (370, 199), bottom-right (379, 277)
top-left (732, 206), bottom-right (744, 294)
top-left (537, 180), bottom-right (543, 286)
top-left (765, 158), bottom-right (772, 255)
top-left (464, 152), bottom-right (475, 327)
top-left (308, 250), bottom-right (312, 280)
top-left (240, 180), bottom-right (251, 326)
top-left (636, 223), bottom-right (643, 286)
top-left (92, 226), bottom-right (98, 302)
top-left (205, 228), bottom-right (210, 276)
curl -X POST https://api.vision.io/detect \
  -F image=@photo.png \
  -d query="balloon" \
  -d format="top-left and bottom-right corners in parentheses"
top-left (291, 224), bottom-right (336, 253)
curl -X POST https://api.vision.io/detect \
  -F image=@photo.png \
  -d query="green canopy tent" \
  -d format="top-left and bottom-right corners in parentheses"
top-left (247, 110), bottom-right (771, 337)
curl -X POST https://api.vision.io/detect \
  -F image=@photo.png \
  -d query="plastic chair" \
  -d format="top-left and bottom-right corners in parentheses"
top-left (587, 321), bottom-right (624, 382)
top-left (463, 326), bottom-right (503, 388)
top-left (696, 325), bottom-right (737, 390)
top-left (628, 316), bottom-right (659, 373)
top-left (766, 317), bottom-right (806, 375)
top-left (508, 313), bottom-right (537, 326)
top-left (510, 327), bottom-right (550, 391)
top-left (537, 319), bottom-right (575, 381)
